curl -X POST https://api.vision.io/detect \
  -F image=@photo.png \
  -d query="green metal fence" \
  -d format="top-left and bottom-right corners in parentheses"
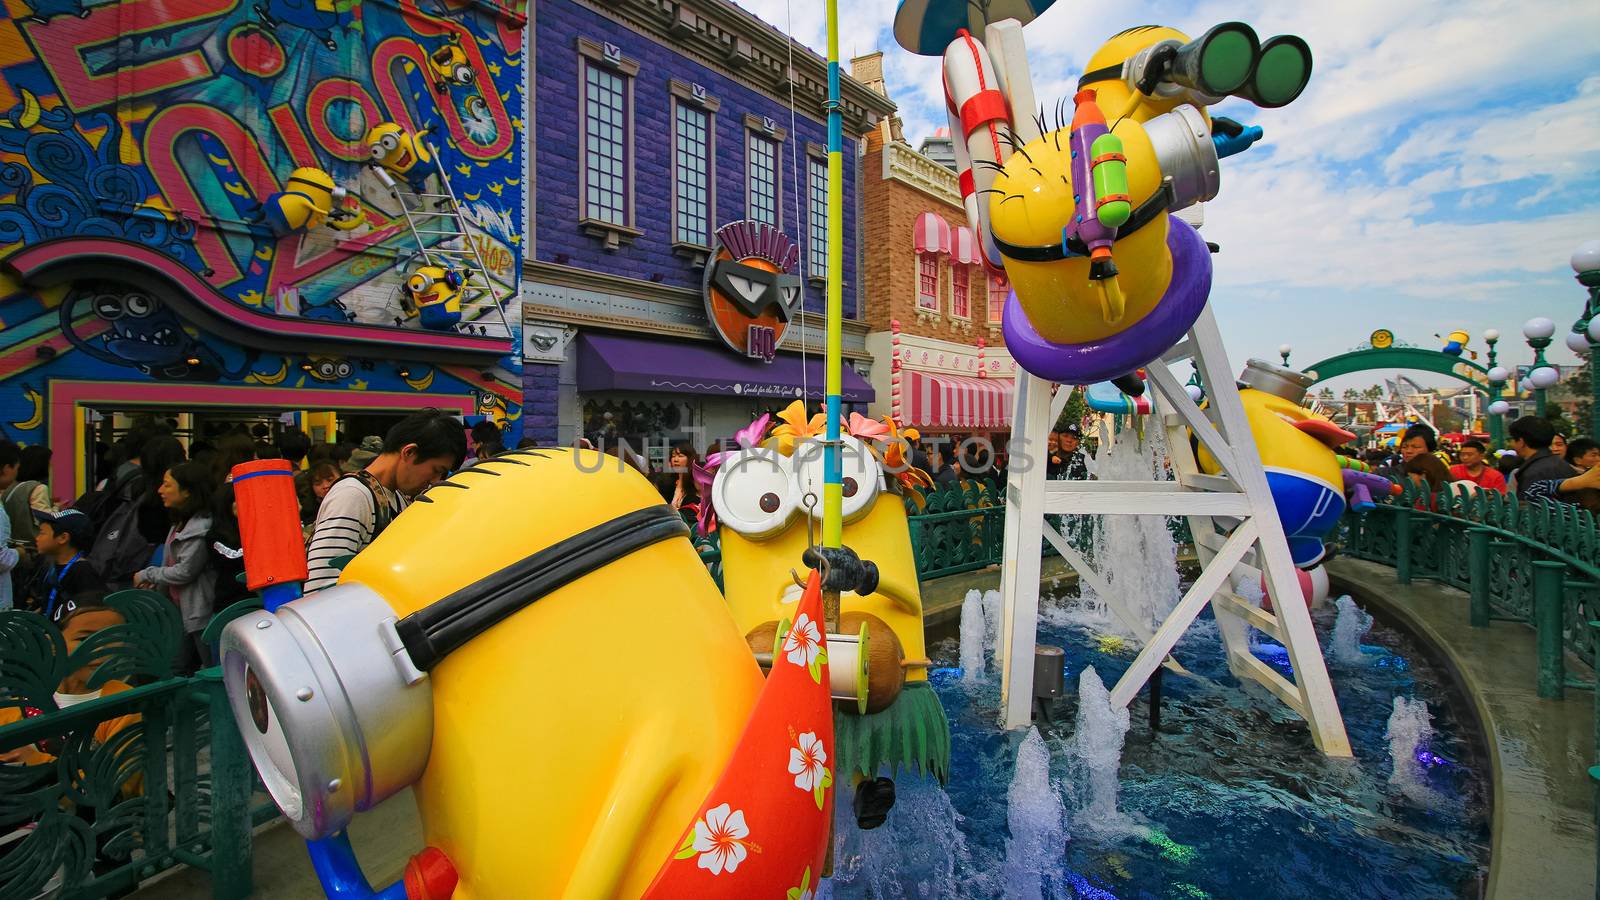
top-left (1338, 484), bottom-right (1600, 698)
top-left (0, 591), bottom-right (271, 899)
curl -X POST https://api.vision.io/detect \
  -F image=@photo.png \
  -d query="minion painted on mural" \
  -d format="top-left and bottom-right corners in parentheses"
top-left (427, 34), bottom-right (476, 92)
top-left (365, 123), bottom-right (436, 194)
top-left (404, 264), bottom-right (466, 331)
top-left (258, 167), bottom-right (365, 238)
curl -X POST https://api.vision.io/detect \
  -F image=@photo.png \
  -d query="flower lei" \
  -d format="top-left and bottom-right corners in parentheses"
top-left (692, 400), bottom-right (933, 536)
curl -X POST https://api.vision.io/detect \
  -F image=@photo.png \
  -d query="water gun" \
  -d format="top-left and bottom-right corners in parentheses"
top-left (1069, 89), bottom-right (1129, 321)
top-left (1337, 456), bottom-right (1400, 512)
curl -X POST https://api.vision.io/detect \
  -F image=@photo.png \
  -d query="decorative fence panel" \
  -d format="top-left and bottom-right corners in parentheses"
top-left (1338, 484), bottom-right (1600, 676)
top-left (0, 591), bottom-right (267, 899)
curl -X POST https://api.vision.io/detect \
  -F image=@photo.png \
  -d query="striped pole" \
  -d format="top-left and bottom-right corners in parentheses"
top-left (891, 319), bottom-right (903, 421)
top-left (823, 0), bottom-right (844, 554)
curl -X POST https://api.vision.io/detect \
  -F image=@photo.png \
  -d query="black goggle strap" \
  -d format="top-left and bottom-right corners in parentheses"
top-left (990, 180), bottom-right (1176, 264)
top-left (1077, 63), bottom-right (1126, 90)
top-left (394, 505), bottom-right (689, 671)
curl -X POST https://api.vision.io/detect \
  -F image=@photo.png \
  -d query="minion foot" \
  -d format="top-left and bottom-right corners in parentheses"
top-left (854, 777), bottom-right (896, 830)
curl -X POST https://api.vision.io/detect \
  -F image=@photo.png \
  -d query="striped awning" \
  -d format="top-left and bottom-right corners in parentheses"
top-left (952, 225), bottom-right (978, 264)
top-left (913, 211), bottom-right (951, 254)
top-left (906, 370), bottom-right (1015, 430)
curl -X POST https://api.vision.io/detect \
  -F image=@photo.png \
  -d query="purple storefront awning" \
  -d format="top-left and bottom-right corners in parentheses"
top-left (576, 333), bottom-right (874, 402)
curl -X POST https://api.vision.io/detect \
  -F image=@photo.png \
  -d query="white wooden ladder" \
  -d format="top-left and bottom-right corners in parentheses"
top-left (997, 305), bottom-right (1351, 756)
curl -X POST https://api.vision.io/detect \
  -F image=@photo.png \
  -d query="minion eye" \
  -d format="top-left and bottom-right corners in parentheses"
top-left (381, 134), bottom-right (400, 151)
top-left (330, 186), bottom-right (347, 201)
top-left (455, 65), bottom-right (474, 83)
top-left (368, 144), bottom-right (386, 161)
top-left (407, 274), bottom-right (434, 293)
top-left (713, 449), bottom-right (797, 539)
top-left (792, 436), bottom-right (881, 524)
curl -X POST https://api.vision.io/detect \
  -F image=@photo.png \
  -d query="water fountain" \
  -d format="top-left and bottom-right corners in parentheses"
top-left (1082, 426), bottom-right (1182, 642)
top-left (960, 590), bottom-right (988, 683)
top-left (1001, 728), bottom-right (1067, 900)
top-left (1387, 696), bottom-right (1437, 803)
top-left (1330, 595), bottom-right (1374, 666)
top-left (1063, 667), bottom-right (1135, 839)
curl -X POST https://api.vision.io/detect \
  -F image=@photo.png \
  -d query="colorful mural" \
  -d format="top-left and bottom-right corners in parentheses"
top-left (0, 0), bottom-right (526, 486)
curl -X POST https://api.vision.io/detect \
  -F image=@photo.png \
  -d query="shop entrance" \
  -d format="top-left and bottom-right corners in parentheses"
top-left (48, 382), bottom-right (480, 497)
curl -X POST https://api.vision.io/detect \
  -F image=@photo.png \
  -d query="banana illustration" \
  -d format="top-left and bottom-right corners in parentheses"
top-left (403, 367), bottom-right (436, 391)
top-left (12, 387), bottom-right (43, 431)
top-left (16, 90), bottom-right (39, 129)
top-left (249, 359), bottom-right (289, 385)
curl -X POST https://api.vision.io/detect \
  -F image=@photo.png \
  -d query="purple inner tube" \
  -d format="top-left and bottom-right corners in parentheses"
top-left (1002, 216), bottom-right (1212, 384)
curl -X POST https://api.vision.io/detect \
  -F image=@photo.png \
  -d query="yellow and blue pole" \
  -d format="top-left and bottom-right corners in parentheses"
top-left (823, 0), bottom-right (844, 553)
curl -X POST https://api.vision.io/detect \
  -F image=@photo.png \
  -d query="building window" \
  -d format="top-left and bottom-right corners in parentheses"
top-left (583, 62), bottom-right (628, 225)
top-left (951, 265), bottom-right (971, 319)
top-left (807, 155), bottom-right (827, 277)
top-left (674, 103), bottom-right (711, 246)
top-left (987, 273), bottom-right (1008, 323)
top-left (748, 133), bottom-right (778, 226)
top-left (917, 255), bottom-right (940, 312)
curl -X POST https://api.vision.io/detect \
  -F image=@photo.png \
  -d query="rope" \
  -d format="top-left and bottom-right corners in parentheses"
top-left (784, 0), bottom-right (808, 406)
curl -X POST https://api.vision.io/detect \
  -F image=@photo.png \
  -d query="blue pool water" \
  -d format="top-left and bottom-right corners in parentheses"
top-left (822, 589), bottom-right (1490, 899)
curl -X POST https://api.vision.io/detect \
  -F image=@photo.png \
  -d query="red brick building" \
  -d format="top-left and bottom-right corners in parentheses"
top-left (852, 54), bottom-right (1017, 437)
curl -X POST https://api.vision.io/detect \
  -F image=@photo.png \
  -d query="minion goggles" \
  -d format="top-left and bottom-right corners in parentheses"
top-left (220, 504), bottom-right (688, 840)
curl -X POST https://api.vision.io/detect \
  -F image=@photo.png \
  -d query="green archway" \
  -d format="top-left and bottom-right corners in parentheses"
top-left (1301, 347), bottom-right (1493, 391)
top-left (1299, 345), bottom-right (1507, 444)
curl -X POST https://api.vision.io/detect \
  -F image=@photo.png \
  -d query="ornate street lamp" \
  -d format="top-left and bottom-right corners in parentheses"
top-left (1484, 329), bottom-right (1508, 446)
top-left (1523, 317), bottom-right (1559, 418)
top-left (1278, 343), bottom-right (1293, 367)
top-left (1571, 239), bottom-right (1600, 441)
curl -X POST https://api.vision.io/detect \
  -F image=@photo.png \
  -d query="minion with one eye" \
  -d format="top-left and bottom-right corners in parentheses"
top-left (427, 34), bottom-right (476, 92)
top-left (364, 122), bottom-right (434, 193)
top-left (405, 264), bottom-right (467, 331)
top-left (1198, 359), bottom-right (1352, 568)
top-left (259, 167), bottom-right (364, 238)
top-left (710, 405), bottom-right (949, 827)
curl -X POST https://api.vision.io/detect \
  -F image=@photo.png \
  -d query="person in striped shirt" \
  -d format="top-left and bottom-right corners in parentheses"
top-left (303, 410), bottom-right (467, 592)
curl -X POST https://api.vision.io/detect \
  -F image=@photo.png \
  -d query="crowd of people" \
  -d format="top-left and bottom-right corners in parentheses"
top-left (0, 410), bottom-right (507, 675)
top-left (1354, 415), bottom-right (1600, 511)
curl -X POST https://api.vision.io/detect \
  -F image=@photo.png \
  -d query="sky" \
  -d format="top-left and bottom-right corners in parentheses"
top-left (732, 0), bottom-right (1600, 393)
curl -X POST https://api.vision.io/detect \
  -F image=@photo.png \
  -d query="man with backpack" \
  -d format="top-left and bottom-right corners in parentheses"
top-left (303, 410), bottom-right (467, 592)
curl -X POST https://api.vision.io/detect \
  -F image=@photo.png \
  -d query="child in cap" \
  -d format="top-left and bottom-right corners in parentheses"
top-left (30, 509), bottom-right (105, 625)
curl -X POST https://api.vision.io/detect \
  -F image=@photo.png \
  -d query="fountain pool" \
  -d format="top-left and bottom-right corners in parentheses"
top-left (822, 588), bottom-right (1490, 899)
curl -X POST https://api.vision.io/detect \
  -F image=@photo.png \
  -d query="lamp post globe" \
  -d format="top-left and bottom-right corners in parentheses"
top-left (1487, 366), bottom-right (1509, 383)
top-left (1278, 343), bottom-right (1292, 365)
top-left (1527, 366), bottom-right (1561, 389)
top-left (1523, 317), bottom-right (1556, 341)
top-left (1567, 331), bottom-right (1592, 355)
top-left (1487, 400), bottom-right (1510, 416)
top-left (1570, 239), bottom-right (1600, 276)
top-left (1484, 328), bottom-right (1499, 343)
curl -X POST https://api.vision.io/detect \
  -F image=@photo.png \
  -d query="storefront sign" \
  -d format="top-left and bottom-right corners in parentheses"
top-left (703, 220), bottom-right (802, 363)
top-left (524, 322), bottom-right (575, 363)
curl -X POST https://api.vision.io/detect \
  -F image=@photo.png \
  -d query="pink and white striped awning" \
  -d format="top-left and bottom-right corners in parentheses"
top-left (951, 225), bottom-right (978, 264)
top-left (913, 211), bottom-right (952, 254)
top-left (906, 370), bottom-right (1015, 430)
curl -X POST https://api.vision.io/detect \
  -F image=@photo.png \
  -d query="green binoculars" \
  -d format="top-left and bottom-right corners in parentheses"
top-left (1138, 22), bottom-right (1313, 109)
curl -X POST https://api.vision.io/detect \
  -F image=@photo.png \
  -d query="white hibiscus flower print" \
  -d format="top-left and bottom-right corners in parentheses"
top-left (691, 803), bottom-right (750, 875)
top-left (788, 731), bottom-right (828, 792)
top-left (783, 613), bottom-right (822, 669)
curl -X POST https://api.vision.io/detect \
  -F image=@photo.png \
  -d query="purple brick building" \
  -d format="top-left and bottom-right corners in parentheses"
top-left (522, 0), bottom-right (895, 455)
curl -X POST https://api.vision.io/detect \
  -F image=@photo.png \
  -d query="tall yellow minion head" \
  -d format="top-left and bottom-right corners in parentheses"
top-left (1080, 25), bottom-right (1201, 123)
top-left (364, 122), bottom-right (431, 176)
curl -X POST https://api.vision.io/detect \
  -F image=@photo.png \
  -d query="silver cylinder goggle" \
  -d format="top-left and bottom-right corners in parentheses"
top-left (220, 504), bottom-right (689, 841)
